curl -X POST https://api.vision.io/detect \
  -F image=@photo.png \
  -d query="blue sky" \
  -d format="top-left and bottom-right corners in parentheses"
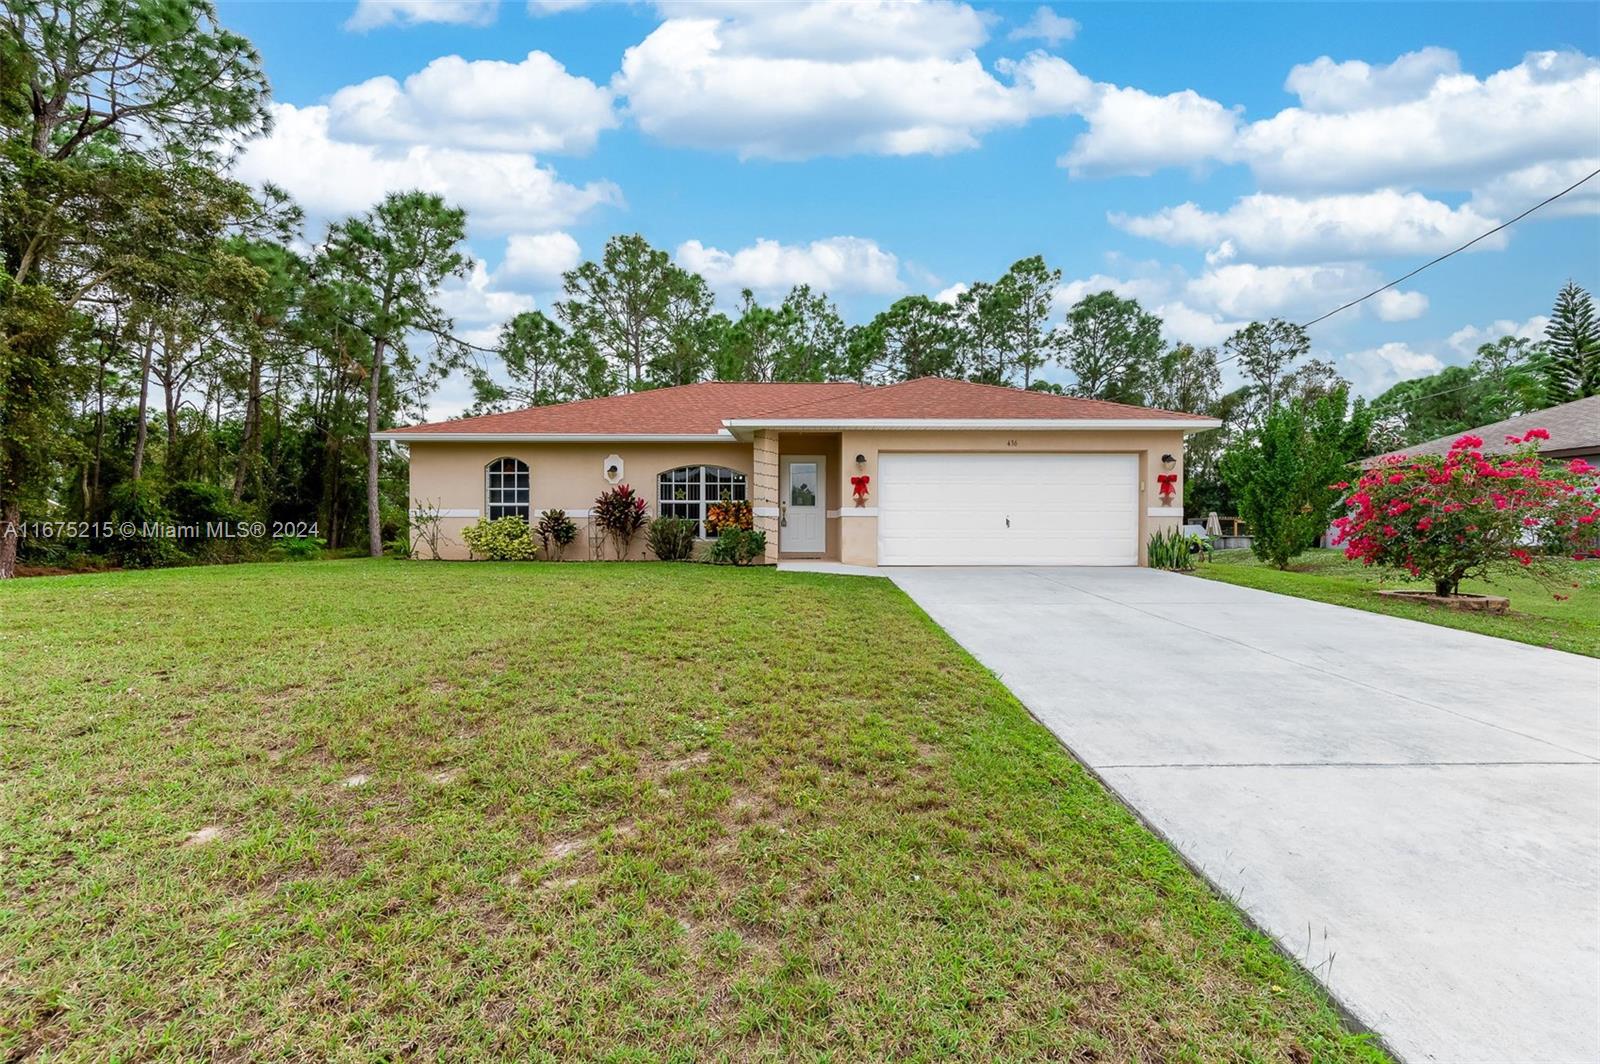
top-left (222, 1), bottom-right (1600, 411)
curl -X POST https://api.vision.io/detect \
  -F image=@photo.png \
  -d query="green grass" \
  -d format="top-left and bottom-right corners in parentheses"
top-left (2, 560), bottom-right (1386, 1061)
top-left (1197, 548), bottom-right (1600, 658)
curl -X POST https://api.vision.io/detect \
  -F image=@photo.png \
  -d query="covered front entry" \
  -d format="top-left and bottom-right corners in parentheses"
top-left (877, 452), bottom-right (1138, 566)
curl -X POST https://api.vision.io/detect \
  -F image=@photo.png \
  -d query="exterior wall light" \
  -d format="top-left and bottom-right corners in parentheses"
top-left (855, 453), bottom-right (867, 469)
top-left (1160, 453), bottom-right (1177, 472)
top-left (603, 454), bottom-right (624, 484)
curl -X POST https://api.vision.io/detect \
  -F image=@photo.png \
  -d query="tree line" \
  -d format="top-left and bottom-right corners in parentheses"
top-left (3, 0), bottom-right (1596, 578)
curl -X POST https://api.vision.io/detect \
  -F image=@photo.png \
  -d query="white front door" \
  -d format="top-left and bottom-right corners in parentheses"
top-left (781, 456), bottom-right (826, 554)
top-left (877, 452), bottom-right (1139, 566)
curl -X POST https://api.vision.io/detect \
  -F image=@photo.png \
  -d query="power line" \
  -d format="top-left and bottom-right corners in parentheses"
top-left (1297, 165), bottom-right (1600, 330)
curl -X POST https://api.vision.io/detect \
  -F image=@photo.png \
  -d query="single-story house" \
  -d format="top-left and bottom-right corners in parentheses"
top-left (1366, 394), bottom-right (1600, 468)
top-left (374, 376), bottom-right (1220, 566)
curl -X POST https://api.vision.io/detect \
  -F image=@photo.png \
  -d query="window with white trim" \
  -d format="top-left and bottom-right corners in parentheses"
top-left (658, 465), bottom-right (746, 537)
top-left (485, 457), bottom-right (531, 521)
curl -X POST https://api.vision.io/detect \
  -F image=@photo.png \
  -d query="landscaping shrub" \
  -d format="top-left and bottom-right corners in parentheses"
top-left (1148, 527), bottom-right (1206, 571)
top-left (274, 535), bottom-right (326, 561)
top-left (592, 484), bottom-right (648, 559)
top-left (106, 481), bottom-right (183, 568)
top-left (705, 496), bottom-right (753, 537)
top-left (461, 516), bottom-right (540, 560)
top-left (708, 527), bottom-right (767, 565)
top-left (1222, 388), bottom-right (1368, 569)
top-left (162, 480), bottom-right (245, 532)
top-left (535, 508), bottom-right (579, 560)
top-left (646, 515), bottom-right (697, 561)
top-left (1333, 430), bottom-right (1600, 597)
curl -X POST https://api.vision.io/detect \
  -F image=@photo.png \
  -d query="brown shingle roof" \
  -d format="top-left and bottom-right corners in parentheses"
top-left (384, 381), bottom-right (860, 436)
top-left (1367, 395), bottom-right (1600, 463)
top-left (382, 377), bottom-right (1214, 437)
top-left (733, 376), bottom-right (1208, 422)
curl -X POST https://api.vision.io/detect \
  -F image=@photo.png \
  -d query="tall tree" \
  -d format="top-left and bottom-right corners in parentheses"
top-left (1151, 343), bottom-right (1220, 414)
top-left (994, 256), bottom-right (1061, 388)
top-left (1472, 335), bottom-right (1547, 420)
top-left (318, 191), bottom-right (469, 556)
top-left (955, 281), bottom-right (1018, 386)
top-left (557, 233), bottom-right (710, 392)
top-left (851, 294), bottom-right (960, 383)
top-left (1, 0), bottom-right (270, 577)
top-left (773, 284), bottom-right (845, 382)
top-left (1059, 291), bottom-right (1162, 405)
top-left (1544, 280), bottom-right (1599, 402)
top-left (713, 290), bottom-right (787, 382)
top-left (1223, 318), bottom-right (1310, 425)
top-left (471, 309), bottom-right (615, 412)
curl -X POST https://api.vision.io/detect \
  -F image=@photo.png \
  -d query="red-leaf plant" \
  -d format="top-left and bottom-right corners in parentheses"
top-left (592, 483), bottom-right (650, 559)
top-left (1332, 430), bottom-right (1600, 598)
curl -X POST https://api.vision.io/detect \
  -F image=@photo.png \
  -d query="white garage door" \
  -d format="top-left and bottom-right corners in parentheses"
top-left (877, 453), bottom-right (1138, 566)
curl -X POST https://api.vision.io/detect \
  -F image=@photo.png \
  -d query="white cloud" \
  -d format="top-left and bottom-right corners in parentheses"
top-left (1153, 301), bottom-right (1250, 348)
top-left (1057, 49), bottom-right (1598, 196)
top-left (1239, 51), bottom-right (1600, 192)
top-left (439, 259), bottom-right (537, 326)
top-left (345, 0), bottom-right (497, 31)
top-left (1111, 190), bottom-right (1505, 263)
top-left (1446, 314), bottom-right (1550, 357)
top-left (660, 0), bottom-right (990, 61)
top-left (1053, 272), bottom-right (1170, 311)
top-left (1051, 270), bottom-right (1246, 348)
top-left (613, 4), bottom-right (1085, 159)
top-left (327, 52), bottom-right (617, 154)
top-left (1185, 262), bottom-right (1381, 319)
top-left (1372, 288), bottom-right (1429, 322)
top-left (934, 282), bottom-right (967, 305)
top-left (1344, 341), bottom-right (1445, 394)
top-left (1009, 6), bottom-right (1078, 46)
top-left (1060, 85), bottom-right (1241, 177)
top-left (675, 236), bottom-right (904, 296)
top-left (1469, 157), bottom-right (1600, 219)
top-left (234, 103), bottom-right (621, 233)
top-left (528, 0), bottom-right (593, 12)
top-left (1284, 47), bottom-right (1460, 113)
top-left (500, 232), bottom-right (582, 284)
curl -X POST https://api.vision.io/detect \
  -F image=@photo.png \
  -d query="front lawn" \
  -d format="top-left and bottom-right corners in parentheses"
top-left (1197, 548), bottom-right (1600, 658)
top-left (1, 561), bottom-right (1384, 1060)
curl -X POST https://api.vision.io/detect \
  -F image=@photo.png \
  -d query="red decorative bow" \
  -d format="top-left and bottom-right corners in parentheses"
top-left (1156, 473), bottom-right (1178, 500)
top-left (850, 474), bottom-right (871, 502)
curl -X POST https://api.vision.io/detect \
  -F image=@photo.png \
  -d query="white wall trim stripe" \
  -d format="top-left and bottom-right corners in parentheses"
top-left (1146, 506), bottom-right (1184, 518)
top-left (838, 507), bottom-right (879, 518)
top-left (415, 507), bottom-right (480, 518)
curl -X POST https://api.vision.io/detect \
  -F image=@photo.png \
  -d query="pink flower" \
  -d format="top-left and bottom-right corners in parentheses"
top-left (1451, 434), bottom-right (1484, 451)
top-left (1505, 435), bottom-right (1522, 445)
top-left (1417, 517), bottom-right (1433, 531)
top-left (1388, 473), bottom-right (1405, 485)
top-left (1570, 458), bottom-right (1596, 475)
top-left (1522, 427), bottom-right (1551, 442)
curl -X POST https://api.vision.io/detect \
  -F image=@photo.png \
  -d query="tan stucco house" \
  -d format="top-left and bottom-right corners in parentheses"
top-left (375, 377), bottom-right (1220, 566)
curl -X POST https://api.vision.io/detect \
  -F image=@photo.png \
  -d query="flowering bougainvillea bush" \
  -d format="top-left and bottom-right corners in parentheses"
top-left (1332, 429), bottom-right (1600, 598)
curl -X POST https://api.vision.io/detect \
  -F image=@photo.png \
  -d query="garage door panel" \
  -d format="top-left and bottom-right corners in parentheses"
top-left (877, 453), bottom-right (1138, 566)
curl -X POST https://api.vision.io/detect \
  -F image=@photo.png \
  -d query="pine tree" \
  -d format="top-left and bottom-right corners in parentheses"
top-left (1544, 281), bottom-right (1599, 402)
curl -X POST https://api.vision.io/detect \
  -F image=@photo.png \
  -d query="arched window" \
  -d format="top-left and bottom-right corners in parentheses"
top-left (658, 465), bottom-right (746, 537)
top-left (485, 457), bottom-right (531, 521)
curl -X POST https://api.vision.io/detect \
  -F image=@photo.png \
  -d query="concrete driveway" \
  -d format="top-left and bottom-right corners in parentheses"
top-left (885, 566), bottom-right (1600, 1063)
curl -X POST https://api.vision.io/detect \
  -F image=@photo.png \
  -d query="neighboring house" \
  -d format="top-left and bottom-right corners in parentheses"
top-left (1366, 395), bottom-right (1600, 468)
top-left (374, 376), bottom-right (1220, 566)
